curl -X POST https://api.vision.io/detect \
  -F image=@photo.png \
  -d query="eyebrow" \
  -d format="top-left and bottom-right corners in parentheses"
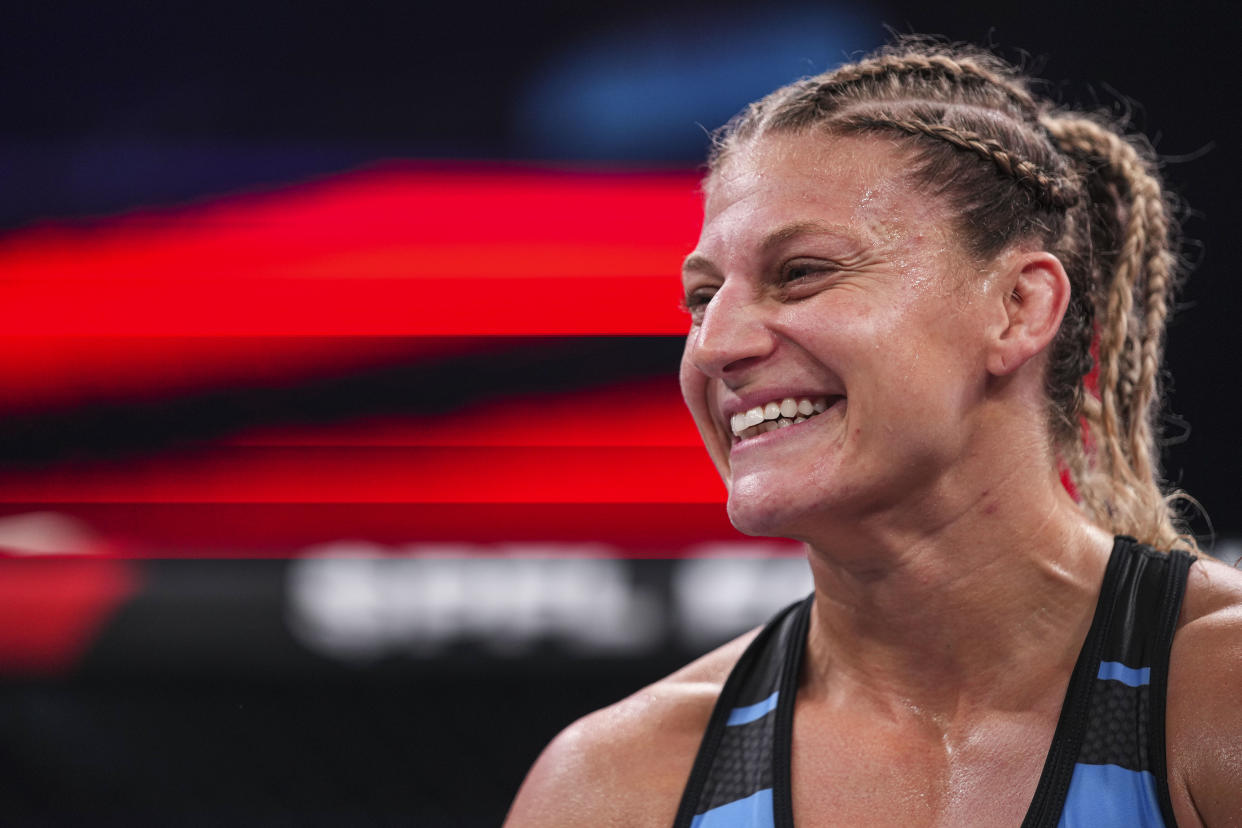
top-left (681, 220), bottom-right (864, 280)
top-left (761, 220), bottom-right (862, 252)
top-left (681, 252), bottom-right (717, 280)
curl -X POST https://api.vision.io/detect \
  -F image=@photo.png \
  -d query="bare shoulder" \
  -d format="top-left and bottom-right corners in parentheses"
top-left (1166, 554), bottom-right (1242, 828)
top-left (504, 628), bottom-right (760, 828)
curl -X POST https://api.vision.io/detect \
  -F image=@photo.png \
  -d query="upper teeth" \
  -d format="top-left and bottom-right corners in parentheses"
top-left (730, 396), bottom-right (831, 437)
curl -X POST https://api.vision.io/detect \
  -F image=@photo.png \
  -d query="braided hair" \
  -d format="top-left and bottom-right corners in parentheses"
top-left (708, 39), bottom-right (1191, 551)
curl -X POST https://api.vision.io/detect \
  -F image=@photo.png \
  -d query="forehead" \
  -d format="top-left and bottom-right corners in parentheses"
top-left (697, 132), bottom-right (955, 259)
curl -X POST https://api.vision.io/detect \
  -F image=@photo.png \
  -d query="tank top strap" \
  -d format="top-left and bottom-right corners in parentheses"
top-left (1022, 536), bottom-right (1194, 828)
top-left (672, 594), bottom-right (812, 828)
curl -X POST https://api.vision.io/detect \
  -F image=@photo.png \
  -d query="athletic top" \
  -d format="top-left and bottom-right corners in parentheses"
top-left (672, 536), bottom-right (1195, 828)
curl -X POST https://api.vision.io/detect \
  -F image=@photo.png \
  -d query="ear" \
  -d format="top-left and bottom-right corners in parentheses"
top-left (986, 251), bottom-right (1071, 377)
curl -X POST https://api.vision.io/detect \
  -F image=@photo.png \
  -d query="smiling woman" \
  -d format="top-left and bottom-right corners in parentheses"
top-left (506, 38), bottom-right (1242, 828)
top-left (680, 133), bottom-right (1003, 542)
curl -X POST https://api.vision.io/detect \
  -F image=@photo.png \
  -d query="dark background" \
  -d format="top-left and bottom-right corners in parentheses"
top-left (3, 0), bottom-right (1237, 526)
top-left (1, 1), bottom-right (1238, 825)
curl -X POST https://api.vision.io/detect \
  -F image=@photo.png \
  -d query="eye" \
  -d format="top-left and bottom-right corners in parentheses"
top-left (681, 286), bottom-right (717, 321)
top-left (781, 260), bottom-right (836, 284)
top-left (775, 259), bottom-right (845, 302)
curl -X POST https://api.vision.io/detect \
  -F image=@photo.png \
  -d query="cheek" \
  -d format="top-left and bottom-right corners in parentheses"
top-left (680, 342), bottom-right (734, 480)
top-left (679, 346), bottom-right (716, 438)
top-left (868, 317), bottom-right (985, 438)
top-left (814, 301), bottom-right (954, 427)
top-left (678, 341), bottom-right (703, 412)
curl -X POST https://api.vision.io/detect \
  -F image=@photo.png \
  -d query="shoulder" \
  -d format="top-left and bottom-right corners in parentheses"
top-left (1165, 553), bottom-right (1242, 828)
top-left (504, 628), bottom-right (759, 828)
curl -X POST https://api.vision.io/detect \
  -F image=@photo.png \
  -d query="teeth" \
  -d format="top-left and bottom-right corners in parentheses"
top-left (729, 396), bottom-right (836, 437)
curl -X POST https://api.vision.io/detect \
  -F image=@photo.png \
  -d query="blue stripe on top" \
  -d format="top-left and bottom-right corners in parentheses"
top-left (1097, 661), bottom-right (1151, 687)
top-left (726, 691), bottom-right (780, 726)
top-left (1057, 763), bottom-right (1164, 827)
top-left (690, 788), bottom-right (775, 828)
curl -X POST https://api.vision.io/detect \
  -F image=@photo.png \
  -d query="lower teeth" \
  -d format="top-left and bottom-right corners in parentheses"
top-left (740, 412), bottom-right (817, 440)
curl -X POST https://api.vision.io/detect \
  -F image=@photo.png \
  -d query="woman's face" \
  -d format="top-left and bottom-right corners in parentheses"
top-left (679, 133), bottom-right (1000, 541)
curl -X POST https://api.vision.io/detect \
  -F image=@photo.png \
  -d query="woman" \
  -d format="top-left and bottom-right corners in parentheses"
top-left (507, 40), bottom-right (1241, 827)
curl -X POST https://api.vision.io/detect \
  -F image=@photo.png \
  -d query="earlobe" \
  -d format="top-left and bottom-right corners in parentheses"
top-left (986, 252), bottom-right (1071, 377)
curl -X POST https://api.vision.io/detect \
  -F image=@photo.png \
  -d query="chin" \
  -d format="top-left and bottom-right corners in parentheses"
top-left (725, 487), bottom-right (815, 541)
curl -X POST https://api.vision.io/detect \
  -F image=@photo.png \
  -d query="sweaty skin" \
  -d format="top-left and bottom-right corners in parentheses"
top-left (506, 134), bottom-right (1242, 827)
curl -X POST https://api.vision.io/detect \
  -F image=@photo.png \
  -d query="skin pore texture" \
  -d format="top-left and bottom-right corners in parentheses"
top-left (505, 133), bottom-right (1242, 827)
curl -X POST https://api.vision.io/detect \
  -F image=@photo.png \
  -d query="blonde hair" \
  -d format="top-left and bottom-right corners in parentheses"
top-left (709, 39), bottom-right (1193, 550)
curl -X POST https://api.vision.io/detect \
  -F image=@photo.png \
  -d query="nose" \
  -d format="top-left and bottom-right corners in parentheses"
top-left (686, 280), bottom-right (775, 380)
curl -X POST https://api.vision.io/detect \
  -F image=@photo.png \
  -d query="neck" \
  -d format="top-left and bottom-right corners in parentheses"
top-left (799, 464), bottom-right (1114, 724)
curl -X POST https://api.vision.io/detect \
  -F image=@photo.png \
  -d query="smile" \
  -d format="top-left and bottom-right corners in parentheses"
top-left (729, 396), bottom-right (840, 441)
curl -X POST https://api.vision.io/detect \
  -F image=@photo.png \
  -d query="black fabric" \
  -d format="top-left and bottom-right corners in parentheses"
top-left (1149, 545), bottom-right (1194, 826)
top-left (770, 598), bottom-right (811, 828)
top-left (1099, 543), bottom-right (1180, 668)
top-left (695, 715), bottom-right (776, 812)
top-left (671, 597), bottom-right (810, 828)
top-left (731, 630), bottom-right (790, 710)
top-left (1021, 539), bottom-right (1133, 828)
top-left (1021, 538), bottom-right (1194, 827)
top-left (1077, 679), bottom-right (1151, 771)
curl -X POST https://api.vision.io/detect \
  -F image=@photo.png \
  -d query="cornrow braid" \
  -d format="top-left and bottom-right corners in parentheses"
top-left (838, 113), bottom-right (1080, 209)
top-left (709, 44), bottom-right (1046, 165)
top-left (1042, 114), bottom-right (1183, 547)
top-left (821, 50), bottom-right (1042, 118)
top-left (707, 39), bottom-right (1192, 552)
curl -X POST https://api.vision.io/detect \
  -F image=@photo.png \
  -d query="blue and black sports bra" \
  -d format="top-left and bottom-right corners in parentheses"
top-left (672, 536), bottom-right (1194, 827)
